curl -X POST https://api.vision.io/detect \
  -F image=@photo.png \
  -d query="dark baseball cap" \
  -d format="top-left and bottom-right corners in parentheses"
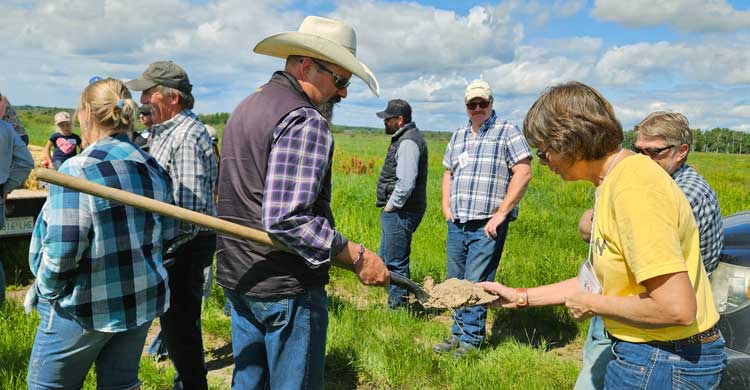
top-left (125, 61), bottom-right (192, 95)
top-left (376, 99), bottom-right (411, 120)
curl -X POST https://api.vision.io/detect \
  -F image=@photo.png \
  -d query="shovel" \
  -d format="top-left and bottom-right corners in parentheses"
top-left (34, 168), bottom-right (432, 305)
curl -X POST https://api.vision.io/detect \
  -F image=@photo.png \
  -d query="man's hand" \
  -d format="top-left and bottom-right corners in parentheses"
top-left (384, 206), bottom-right (395, 213)
top-left (442, 205), bottom-right (454, 222)
top-left (565, 291), bottom-right (595, 320)
top-left (483, 212), bottom-right (507, 238)
top-left (477, 281), bottom-right (518, 309)
top-left (354, 248), bottom-right (390, 286)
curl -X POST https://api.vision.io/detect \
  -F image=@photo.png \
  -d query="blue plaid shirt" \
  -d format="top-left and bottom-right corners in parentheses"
top-left (29, 135), bottom-right (176, 332)
top-left (672, 163), bottom-right (723, 274)
top-left (262, 107), bottom-right (348, 267)
top-left (442, 111), bottom-right (532, 223)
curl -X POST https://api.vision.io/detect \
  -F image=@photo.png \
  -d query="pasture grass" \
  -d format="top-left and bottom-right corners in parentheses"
top-left (1, 118), bottom-right (747, 389)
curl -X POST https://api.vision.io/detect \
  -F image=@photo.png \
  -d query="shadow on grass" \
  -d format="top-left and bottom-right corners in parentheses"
top-left (487, 306), bottom-right (581, 350)
top-left (205, 342), bottom-right (233, 371)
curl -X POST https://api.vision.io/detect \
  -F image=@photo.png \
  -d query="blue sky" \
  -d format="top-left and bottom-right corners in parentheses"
top-left (0, 0), bottom-right (748, 132)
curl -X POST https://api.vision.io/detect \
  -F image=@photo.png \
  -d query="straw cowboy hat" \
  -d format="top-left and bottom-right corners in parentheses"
top-left (254, 16), bottom-right (380, 97)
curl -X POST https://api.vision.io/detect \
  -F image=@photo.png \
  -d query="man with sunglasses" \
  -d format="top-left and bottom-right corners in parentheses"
top-left (435, 79), bottom-right (532, 357)
top-left (575, 111), bottom-right (723, 390)
top-left (216, 16), bottom-right (389, 389)
top-left (375, 99), bottom-right (428, 309)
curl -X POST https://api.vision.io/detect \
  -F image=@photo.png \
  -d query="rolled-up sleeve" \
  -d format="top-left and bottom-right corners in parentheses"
top-left (262, 107), bottom-right (346, 267)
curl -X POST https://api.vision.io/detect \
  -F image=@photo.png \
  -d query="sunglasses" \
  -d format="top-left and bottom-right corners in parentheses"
top-left (535, 146), bottom-right (551, 164)
top-left (632, 145), bottom-right (674, 158)
top-left (312, 59), bottom-right (351, 90)
top-left (466, 100), bottom-right (491, 110)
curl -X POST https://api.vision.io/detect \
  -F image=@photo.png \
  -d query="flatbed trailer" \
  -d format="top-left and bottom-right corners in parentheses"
top-left (0, 189), bottom-right (47, 239)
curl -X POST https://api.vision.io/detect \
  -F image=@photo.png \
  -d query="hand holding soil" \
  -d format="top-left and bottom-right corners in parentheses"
top-left (422, 277), bottom-right (499, 309)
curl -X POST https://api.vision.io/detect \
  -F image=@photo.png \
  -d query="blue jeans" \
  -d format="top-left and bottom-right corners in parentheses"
top-left (28, 298), bottom-right (151, 390)
top-left (446, 218), bottom-right (509, 347)
top-left (605, 335), bottom-right (726, 389)
top-left (160, 232), bottom-right (216, 390)
top-left (223, 286), bottom-right (328, 390)
top-left (379, 209), bottom-right (424, 308)
top-left (575, 316), bottom-right (614, 390)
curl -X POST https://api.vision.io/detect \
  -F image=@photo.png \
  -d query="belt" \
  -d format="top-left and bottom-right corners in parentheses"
top-left (644, 325), bottom-right (721, 347)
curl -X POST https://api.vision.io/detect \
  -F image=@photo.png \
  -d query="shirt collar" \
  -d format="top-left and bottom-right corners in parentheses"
top-left (671, 162), bottom-right (688, 179)
top-left (150, 110), bottom-right (192, 136)
top-left (466, 110), bottom-right (497, 134)
top-left (391, 121), bottom-right (416, 140)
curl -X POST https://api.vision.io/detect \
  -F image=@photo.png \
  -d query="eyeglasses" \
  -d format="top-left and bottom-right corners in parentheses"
top-left (466, 100), bottom-right (491, 110)
top-left (632, 145), bottom-right (674, 158)
top-left (312, 59), bottom-right (350, 90)
top-left (536, 146), bottom-right (551, 164)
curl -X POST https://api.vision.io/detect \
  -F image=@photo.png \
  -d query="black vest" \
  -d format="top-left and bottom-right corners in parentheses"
top-left (215, 72), bottom-right (332, 298)
top-left (375, 122), bottom-right (428, 213)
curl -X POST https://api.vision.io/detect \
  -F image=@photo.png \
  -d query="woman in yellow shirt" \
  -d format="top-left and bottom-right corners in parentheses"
top-left (481, 81), bottom-right (725, 389)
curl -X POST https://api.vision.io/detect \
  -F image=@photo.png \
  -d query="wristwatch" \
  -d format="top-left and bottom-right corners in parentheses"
top-left (515, 287), bottom-right (529, 308)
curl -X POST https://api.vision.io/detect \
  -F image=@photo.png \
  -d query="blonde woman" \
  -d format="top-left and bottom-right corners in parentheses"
top-left (27, 78), bottom-right (175, 389)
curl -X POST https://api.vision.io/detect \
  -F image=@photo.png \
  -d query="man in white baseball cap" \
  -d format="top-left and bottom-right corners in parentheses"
top-left (216, 15), bottom-right (389, 389)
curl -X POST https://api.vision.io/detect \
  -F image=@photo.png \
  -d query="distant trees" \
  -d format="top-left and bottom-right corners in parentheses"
top-left (198, 112), bottom-right (229, 126)
top-left (624, 128), bottom-right (750, 154)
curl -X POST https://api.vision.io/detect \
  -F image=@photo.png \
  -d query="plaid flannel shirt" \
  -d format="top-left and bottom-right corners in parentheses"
top-left (262, 107), bottom-right (347, 267)
top-left (29, 135), bottom-right (176, 332)
top-left (672, 163), bottom-right (723, 274)
top-left (442, 111), bottom-right (532, 223)
top-left (148, 110), bottom-right (217, 242)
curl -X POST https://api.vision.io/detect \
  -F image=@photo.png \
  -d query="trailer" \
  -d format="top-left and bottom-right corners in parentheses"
top-left (0, 189), bottom-right (47, 239)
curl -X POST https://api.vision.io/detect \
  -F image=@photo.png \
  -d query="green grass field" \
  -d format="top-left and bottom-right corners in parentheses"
top-left (1, 110), bottom-right (749, 389)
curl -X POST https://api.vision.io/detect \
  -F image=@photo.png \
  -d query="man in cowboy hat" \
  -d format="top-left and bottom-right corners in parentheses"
top-left (216, 16), bottom-right (389, 389)
top-left (125, 61), bottom-right (218, 390)
top-left (375, 99), bottom-right (428, 309)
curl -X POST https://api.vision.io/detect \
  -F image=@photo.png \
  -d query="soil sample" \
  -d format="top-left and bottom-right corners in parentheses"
top-left (422, 277), bottom-right (498, 309)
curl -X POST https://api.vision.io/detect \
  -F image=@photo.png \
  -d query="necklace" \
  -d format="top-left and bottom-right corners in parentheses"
top-left (587, 149), bottom-right (624, 263)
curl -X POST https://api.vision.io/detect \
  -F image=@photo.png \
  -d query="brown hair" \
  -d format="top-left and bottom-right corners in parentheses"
top-left (634, 111), bottom-right (692, 147)
top-left (79, 78), bottom-right (138, 133)
top-left (523, 81), bottom-right (623, 161)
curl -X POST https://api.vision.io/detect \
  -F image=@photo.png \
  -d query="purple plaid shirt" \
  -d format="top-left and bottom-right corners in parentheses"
top-left (262, 107), bottom-right (347, 267)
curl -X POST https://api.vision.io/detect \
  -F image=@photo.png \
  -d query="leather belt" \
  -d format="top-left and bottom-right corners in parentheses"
top-left (644, 324), bottom-right (720, 347)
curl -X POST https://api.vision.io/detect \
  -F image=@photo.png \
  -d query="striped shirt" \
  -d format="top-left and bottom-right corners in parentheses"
top-left (262, 107), bottom-right (348, 267)
top-left (29, 134), bottom-right (176, 332)
top-left (149, 110), bottom-right (217, 241)
top-left (672, 163), bottom-right (723, 274)
top-left (442, 111), bottom-right (532, 223)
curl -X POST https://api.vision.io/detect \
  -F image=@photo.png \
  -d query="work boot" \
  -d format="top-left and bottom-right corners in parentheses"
top-left (452, 342), bottom-right (477, 358)
top-left (433, 336), bottom-right (460, 353)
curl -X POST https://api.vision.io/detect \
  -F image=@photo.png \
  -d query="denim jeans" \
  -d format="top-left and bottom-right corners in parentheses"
top-left (575, 316), bottom-right (614, 390)
top-left (446, 218), bottom-right (509, 346)
top-left (223, 286), bottom-right (328, 390)
top-left (27, 298), bottom-right (151, 390)
top-left (379, 209), bottom-right (424, 308)
top-left (605, 335), bottom-right (726, 389)
top-left (160, 231), bottom-right (216, 390)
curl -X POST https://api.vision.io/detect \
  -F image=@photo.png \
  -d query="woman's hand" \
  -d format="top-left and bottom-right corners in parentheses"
top-left (478, 281), bottom-right (518, 309)
top-left (565, 291), bottom-right (596, 320)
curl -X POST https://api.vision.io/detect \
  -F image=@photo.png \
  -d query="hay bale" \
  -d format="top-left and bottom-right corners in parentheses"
top-left (23, 144), bottom-right (50, 191)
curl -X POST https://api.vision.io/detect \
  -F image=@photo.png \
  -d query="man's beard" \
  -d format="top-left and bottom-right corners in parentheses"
top-left (317, 101), bottom-right (335, 121)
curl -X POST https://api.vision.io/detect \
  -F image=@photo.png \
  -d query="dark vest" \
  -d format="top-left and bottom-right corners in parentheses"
top-left (375, 122), bottom-right (428, 213)
top-left (215, 72), bottom-right (332, 298)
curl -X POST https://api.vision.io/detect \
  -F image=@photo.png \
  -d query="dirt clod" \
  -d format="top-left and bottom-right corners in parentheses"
top-left (422, 278), bottom-right (498, 309)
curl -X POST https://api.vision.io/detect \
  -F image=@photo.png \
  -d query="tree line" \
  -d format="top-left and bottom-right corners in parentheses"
top-left (623, 127), bottom-right (750, 154)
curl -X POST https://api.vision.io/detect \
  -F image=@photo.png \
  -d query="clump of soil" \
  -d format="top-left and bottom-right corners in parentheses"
top-left (422, 277), bottom-right (498, 309)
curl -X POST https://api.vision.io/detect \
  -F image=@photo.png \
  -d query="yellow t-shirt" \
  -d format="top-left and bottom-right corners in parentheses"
top-left (592, 154), bottom-right (718, 342)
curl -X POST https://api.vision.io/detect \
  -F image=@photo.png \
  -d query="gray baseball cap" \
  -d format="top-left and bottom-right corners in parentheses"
top-left (126, 61), bottom-right (192, 95)
top-left (376, 99), bottom-right (411, 119)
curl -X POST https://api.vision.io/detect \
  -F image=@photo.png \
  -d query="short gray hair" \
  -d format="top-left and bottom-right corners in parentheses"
top-left (634, 111), bottom-right (692, 147)
top-left (155, 85), bottom-right (194, 110)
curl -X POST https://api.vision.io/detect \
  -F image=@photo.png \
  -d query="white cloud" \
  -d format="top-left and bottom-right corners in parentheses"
top-left (592, 0), bottom-right (750, 32)
top-left (594, 41), bottom-right (750, 86)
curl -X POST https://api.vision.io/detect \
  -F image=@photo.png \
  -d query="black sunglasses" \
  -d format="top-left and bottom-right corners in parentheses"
top-left (632, 145), bottom-right (674, 157)
top-left (535, 146), bottom-right (552, 164)
top-left (312, 59), bottom-right (350, 90)
top-left (466, 100), bottom-right (491, 110)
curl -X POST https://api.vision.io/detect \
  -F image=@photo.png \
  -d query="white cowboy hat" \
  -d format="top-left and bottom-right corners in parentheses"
top-left (254, 16), bottom-right (380, 97)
